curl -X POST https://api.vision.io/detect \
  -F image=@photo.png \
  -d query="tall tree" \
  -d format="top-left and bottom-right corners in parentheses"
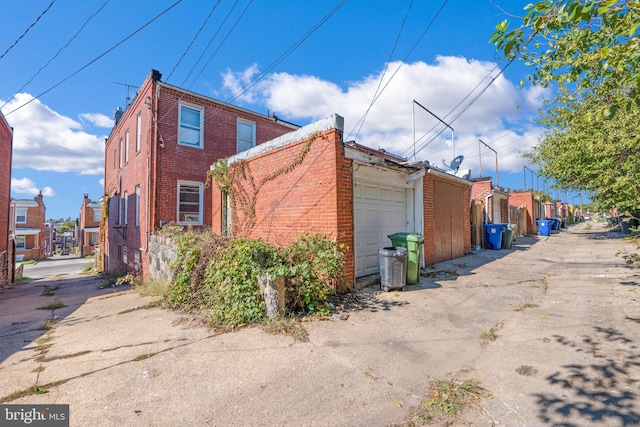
top-left (491, 1), bottom-right (640, 213)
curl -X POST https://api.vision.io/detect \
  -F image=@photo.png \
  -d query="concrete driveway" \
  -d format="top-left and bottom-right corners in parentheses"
top-left (1, 222), bottom-right (639, 426)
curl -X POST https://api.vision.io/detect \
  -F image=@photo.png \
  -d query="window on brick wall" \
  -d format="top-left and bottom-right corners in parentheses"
top-left (135, 185), bottom-right (140, 226)
top-left (134, 250), bottom-right (140, 271)
top-left (16, 235), bottom-right (26, 250)
top-left (177, 180), bottom-right (203, 225)
top-left (123, 246), bottom-right (128, 265)
top-left (136, 111), bottom-right (142, 152)
top-left (123, 191), bottom-right (128, 226)
top-left (113, 149), bottom-right (117, 169)
top-left (178, 103), bottom-right (203, 148)
top-left (93, 208), bottom-right (100, 223)
top-left (16, 208), bottom-right (26, 224)
top-left (119, 137), bottom-right (123, 168)
top-left (125, 129), bottom-right (130, 163)
top-left (221, 188), bottom-right (232, 236)
top-left (237, 119), bottom-right (256, 153)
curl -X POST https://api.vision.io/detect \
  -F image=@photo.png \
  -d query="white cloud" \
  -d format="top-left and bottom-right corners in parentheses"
top-left (221, 56), bottom-right (549, 174)
top-left (11, 177), bottom-right (56, 197)
top-left (79, 112), bottom-right (113, 128)
top-left (1, 93), bottom-right (106, 174)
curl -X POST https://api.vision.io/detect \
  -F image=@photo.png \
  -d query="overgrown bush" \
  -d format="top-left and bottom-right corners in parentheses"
top-left (162, 229), bottom-right (346, 328)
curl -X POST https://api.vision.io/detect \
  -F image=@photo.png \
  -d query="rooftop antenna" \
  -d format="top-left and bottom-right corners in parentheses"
top-left (114, 82), bottom-right (139, 106)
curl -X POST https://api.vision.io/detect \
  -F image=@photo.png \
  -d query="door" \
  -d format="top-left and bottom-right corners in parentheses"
top-left (433, 180), bottom-right (465, 263)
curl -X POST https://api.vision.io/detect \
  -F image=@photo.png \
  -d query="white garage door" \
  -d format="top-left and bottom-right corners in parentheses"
top-left (354, 179), bottom-right (408, 277)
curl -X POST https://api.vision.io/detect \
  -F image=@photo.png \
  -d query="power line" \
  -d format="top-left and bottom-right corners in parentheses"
top-left (180, 0), bottom-right (241, 88)
top-left (351, 0), bottom-right (414, 142)
top-left (3, 0), bottom-right (184, 117)
top-left (0, 0), bottom-right (57, 61)
top-left (166, 0), bottom-right (222, 83)
top-left (188, 0), bottom-right (255, 90)
top-left (226, 0), bottom-right (348, 104)
top-left (1, 0), bottom-right (111, 110)
top-left (345, 0), bottom-right (449, 141)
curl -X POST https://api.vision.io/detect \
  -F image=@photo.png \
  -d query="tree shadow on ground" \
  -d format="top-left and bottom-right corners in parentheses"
top-left (534, 323), bottom-right (640, 426)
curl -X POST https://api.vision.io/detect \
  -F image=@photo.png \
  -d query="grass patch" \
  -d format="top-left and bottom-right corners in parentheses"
top-left (31, 366), bottom-right (45, 373)
top-left (481, 322), bottom-right (502, 341)
top-left (40, 350), bottom-right (91, 362)
top-left (406, 378), bottom-right (489, 425)
top-left (262, 318), bottom-right (309, 342)
top-left (37, 319), bottom-right (57, 331)
top-left (136, 279), bottom-right (170, 297)
top-left (41, 285), bottom-right (60, 297)
top-left (515, 302), bottom-right (539, 312)
top-left (117, 301), bottom-right (160, 315)
top-left (38, 300), bottom-right (66, 310)
top-left (17, 260), bottom-right (37, 265)
top-left (0, 380), bottom-right (70, 403)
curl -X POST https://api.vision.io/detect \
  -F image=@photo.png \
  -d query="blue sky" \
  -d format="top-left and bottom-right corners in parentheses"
top-left (0, 0), bottom-right (573, 220)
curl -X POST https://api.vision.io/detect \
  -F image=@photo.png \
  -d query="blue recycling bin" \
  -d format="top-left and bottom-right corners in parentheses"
top-left (484, 224), bottom-right (503, 250)
top-left (549, 218), bottom-right (560, 230)
top-left (537, 220), bottom-right (551, 236)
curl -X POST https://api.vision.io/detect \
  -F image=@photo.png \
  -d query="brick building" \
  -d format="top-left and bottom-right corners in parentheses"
top-left (79, 194), bottom-right (102, 256)
top-left (470, 177), bottom-right (510, 224)
top-left (211, 115), bottom-right (471, 291)
top-left (0, 110), bottom-right (13, 286)
top-left (509, 189), bottom-right (544, 235)
top-left (12, 193), bottom-right (46, 261)
top-left (103, 69), bottom-right (297, 277)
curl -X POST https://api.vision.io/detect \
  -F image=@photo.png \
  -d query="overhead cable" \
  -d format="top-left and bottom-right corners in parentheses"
top-left (0, 0), bottom-right (57, 60)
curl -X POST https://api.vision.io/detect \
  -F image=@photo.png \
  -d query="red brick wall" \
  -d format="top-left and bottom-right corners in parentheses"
top-left (104, 70), bottom-right (296, 279)
top-left (509, 191), bottom-right (536, 234)
top-left (470, 179), bottom-right (492, 200)
top-left (0, 113), bottom-right (11, 257)
top-left (212, 129), bottom-right (355, 292)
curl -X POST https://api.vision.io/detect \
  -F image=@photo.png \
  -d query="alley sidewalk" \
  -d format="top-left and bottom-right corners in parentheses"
top-left (0, 221), bottom-right (639, 426)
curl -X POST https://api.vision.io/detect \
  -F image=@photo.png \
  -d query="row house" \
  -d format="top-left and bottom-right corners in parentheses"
top-left (11, 193), bottom-right (46, 261)
top-left (102, 69), bottom-right (297, 278)
top-left (0, 110), bottom-right (13, 286)
top-left (79, 194), bottom-right (102, 256)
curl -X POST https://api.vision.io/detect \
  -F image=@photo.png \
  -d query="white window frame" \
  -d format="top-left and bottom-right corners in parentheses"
top-left (237, 118), bottom-right (256, 153)
top-left (136, 111), bottom-right (142, 152)
top-left (125, 129), bottom-right (130, 163)
top-left (119, 137), bottom-right (123, 168)
top-left (177, 180), bottom-right (203, 226)
top-left (16, 235), bottom-right (26, 250)
top-left (93, 208), bottom-right (101, 223)
top-left (178, 102), bottom-right (204, 149)
top-left (135, 185), bottom-right (141, 226)
top-left (16, 208), bottom-right (27, 224)
top-left (123, 191), bottom-right (128, 225)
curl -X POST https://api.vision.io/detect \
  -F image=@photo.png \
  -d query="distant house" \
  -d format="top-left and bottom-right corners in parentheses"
top-left (0, 110), bottom-right (13, 286)
top-left (11, 193), bottom-right (46, 261)
top-left (470, 177), bottom-right (510, 224)
top-left (102, 69), bottom-right (298, 278)
top-left (210, 115), bottom-right (471, 291)
top-left (79, 194), bottom-right (102, 257)
top-left (509, 189), bottom-right (544, 235)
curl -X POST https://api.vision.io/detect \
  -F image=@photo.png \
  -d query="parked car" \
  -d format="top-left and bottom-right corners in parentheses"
top-left (60, 249), bottom-right (70, 255)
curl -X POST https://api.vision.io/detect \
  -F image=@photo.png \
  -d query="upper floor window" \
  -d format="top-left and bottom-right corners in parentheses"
top-left (237, 119), bottom-right (256, 153)
top-left (93, 208), bottom-right (101, 223)
top-left (177, 180), bottom-right (203, 225)
top-left (123, 191), bottom-right (129, 226)
top-left (119, 137), bottom-right (123, 168)
top-left (136, 111), bottom-right (142, 152)
top-left (135, 185), bottom-right (141, 226)
top-left (16, 208), bottom-right (27, 224)
top-left (178, 103), bottom-right (203, 148)
top-left (125, 129), bottom-right (130, 163)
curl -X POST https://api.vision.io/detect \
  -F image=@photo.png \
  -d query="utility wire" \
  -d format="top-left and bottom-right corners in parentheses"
top-left (226, 0), bottom-right (348, 104)
top-left (166, 0), bottom-right (221, 83)
top-left (188, 0), bottom-right (254, 90)
top-left (1, 0), bottom-right (110, 110)
top-left (352, 0), bottom-right (414, 142)
top-left (3, 0), bottom-right (184, 117)
top-left (0, 0), bottom-right (56, 60)
top-left (345, 0), bottom-right (449, 141)
top-left (181, 0), bottom-right (241, 88)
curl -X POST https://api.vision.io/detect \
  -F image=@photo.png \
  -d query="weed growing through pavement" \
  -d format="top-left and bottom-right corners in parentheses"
top-left (38, 300), bottom-right (65, 310)
top-left (262, 318), bottom-right (309, 342)
top-left (37, 319), bottom-right (57, 331)
top-left (481, 322), bottom-right (503, 341)
top-left (41, 285), bottom-right (60, 296)
top-left (515, 303), bottom-right (539, 312)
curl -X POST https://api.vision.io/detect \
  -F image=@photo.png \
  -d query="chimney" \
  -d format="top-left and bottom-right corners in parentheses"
top-left (114, 107), bottom-right (124, 126)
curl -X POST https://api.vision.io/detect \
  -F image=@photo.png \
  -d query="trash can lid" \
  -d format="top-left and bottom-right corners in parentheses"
top-left (387, 233), bottom-right (424, 243)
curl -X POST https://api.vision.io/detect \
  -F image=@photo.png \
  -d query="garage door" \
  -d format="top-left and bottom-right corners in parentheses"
top-left (354, 180), bottom-right (408, 277)
top-left (433, 179), bottom-right (465, 263)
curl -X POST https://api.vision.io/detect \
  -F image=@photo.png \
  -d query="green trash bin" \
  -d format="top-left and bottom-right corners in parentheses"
top-left (387, 233), bottom-right (424, 285)
top-left (501, 224), bottom-right (514, 249)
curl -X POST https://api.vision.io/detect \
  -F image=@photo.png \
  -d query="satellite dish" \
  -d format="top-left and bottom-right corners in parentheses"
top-left (443, 155), bottom-right (464, 172)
